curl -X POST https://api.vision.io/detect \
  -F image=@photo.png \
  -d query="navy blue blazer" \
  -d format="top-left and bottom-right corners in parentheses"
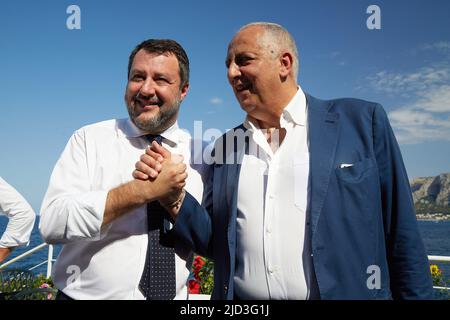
top-left (173, 94), bottom-right (434, 300)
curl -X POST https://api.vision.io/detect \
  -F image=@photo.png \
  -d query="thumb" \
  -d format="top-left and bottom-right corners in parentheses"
top-left (151, 141), bottom-right (171, 159)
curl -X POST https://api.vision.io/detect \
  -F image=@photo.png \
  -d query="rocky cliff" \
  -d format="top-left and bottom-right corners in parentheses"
top-left (411, 173), bottom-right (450, 218)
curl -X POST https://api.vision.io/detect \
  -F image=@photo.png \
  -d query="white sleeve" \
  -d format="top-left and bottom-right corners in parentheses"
top-left (39, 129), bottom-right (110, 244)
top-left (0, 177), bottom-right (36, 248)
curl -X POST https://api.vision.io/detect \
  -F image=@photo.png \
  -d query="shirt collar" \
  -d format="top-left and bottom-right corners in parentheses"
top-left (122, 119), bottom-right (182, 147)
top-left (281, 85), bottom-right (307, 126)
top-left (243, 85), bottom-right (307, 130)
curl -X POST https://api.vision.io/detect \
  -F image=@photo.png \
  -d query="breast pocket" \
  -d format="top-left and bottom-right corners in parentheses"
top-left (335, 157), bottom-right (376, 183)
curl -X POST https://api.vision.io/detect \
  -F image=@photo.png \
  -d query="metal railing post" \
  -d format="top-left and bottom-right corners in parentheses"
top-left (46, 245), bottom-right (54, 278)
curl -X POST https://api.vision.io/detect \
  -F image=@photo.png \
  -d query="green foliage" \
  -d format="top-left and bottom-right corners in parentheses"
top-left (0, 269), bottom-right (55, 300)
top-left (198, 258), bottom-right (214, 294)
top-left (32, 273), bottom-right (54, 289)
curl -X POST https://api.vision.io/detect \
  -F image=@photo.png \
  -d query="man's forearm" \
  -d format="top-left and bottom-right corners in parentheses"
top-left (103, 180), bottom-right (153, 226)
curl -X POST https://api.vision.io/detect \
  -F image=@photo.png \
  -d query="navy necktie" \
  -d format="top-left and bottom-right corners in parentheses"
top-left (138, 134), bottom-right (176, 300)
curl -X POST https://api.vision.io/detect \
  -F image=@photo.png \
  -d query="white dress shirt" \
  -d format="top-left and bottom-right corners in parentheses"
top-left (234, 87), bottom-right (313, 299)
top-left (0, 177), bottom-right (36, 248)
top-left (40, 119), bottom-right (206, 300)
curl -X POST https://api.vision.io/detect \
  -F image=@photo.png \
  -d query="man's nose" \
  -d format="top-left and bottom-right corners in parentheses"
top-left (138, 79), bottom-right (156, 97)
top-left (227, 62), bottom-right (241, 83)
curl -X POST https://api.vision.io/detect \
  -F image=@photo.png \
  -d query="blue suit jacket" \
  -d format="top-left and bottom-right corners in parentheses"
top-left (173, 94), bottom-right (434, 300)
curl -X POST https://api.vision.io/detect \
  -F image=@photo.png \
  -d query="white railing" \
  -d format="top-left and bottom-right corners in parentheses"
top-left (0, 244), bottom-right (448, 293)
top-left (0, 243), bottom-right (55, 278)
top-left (428, 255), bottom-right (450, 262)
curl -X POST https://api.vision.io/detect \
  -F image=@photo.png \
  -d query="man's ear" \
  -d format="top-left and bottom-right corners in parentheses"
top-left (279, 51), bottom-right (294, 78)
top-left (180, 82), bottom-right (189, 101)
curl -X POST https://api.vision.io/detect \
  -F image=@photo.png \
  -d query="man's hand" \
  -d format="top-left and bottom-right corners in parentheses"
top-left (103, 144), bottom-right (187, 226)
top-left (147, 153), bottom-right (187, 202)
top-left (0, 247), bottom-right (13, 263)
top-left (134, 141), bottom-right (184, 180)
top-left (132, 141), bottom-right (187, 219)
top-left (133, 141), bottom-right (165, 180)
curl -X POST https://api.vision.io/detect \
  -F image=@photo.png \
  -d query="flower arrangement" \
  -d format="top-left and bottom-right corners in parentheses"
top-left (0, 271), bottom-right (55, 300)
top-left (33, 274), bottom-right (54, 289)
top-left (33, 274), bottom-right (55, 300)
top-left (430, 264), bottom-right (446, 287)
top-left (429, 264), bottom-right (450, 299)
top-left (188, 255), bottom-right (214, 295)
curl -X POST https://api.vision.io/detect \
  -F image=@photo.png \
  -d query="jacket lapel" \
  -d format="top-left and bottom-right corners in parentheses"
top-left (306, 94), bottom-right (340, 237)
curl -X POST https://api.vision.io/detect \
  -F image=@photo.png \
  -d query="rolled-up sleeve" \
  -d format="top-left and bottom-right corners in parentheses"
top-left (39, 129), bottom-right (109, 244)
top-left (0, 177), bottom-right (36, 248)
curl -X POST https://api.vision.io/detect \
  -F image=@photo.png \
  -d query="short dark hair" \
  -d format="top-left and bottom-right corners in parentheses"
top-left (127, 39), bottom-right (190, 88)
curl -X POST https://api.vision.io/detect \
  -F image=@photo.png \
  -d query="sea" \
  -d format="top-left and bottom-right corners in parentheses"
top-left (1, 216), bottom-right (449, 298)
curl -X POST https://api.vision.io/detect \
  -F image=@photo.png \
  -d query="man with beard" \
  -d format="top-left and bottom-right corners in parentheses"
top-left (40, 39), bottom-right (206, 300)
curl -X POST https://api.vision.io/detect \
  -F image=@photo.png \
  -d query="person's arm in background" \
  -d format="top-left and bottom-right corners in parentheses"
top-left (0, 176), bottom-right (36, 263)
top-left (373, 104), bottom-right (434, 299)
top-left (0, 247), bottom-right (12, 263)
top-left (39, 129), bottom-right (187, 244)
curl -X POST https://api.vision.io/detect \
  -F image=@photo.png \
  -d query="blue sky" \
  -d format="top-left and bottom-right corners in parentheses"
top-left (1, 0), bottom-right (449, 211)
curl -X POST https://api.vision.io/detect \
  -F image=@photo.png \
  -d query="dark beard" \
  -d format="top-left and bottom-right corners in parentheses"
top-left (128, 97), bottom-right (181, 133)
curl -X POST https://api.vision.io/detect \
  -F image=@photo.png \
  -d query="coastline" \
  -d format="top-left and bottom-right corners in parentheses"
top-left (416, 214), bottom-right (450, 222)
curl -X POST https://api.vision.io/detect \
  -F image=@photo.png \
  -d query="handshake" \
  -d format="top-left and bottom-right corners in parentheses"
top-left (133, 141), bottom-right (188, 218)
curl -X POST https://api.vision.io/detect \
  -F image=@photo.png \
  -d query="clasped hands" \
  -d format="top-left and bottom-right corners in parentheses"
top-left (133, 141), bottom-right (187, 216)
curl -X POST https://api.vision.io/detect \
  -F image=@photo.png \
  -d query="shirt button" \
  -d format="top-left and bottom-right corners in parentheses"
top-left (268, 268), bottom-right (274, 274)
top-left (266, 228), bottom-right (272, 234)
